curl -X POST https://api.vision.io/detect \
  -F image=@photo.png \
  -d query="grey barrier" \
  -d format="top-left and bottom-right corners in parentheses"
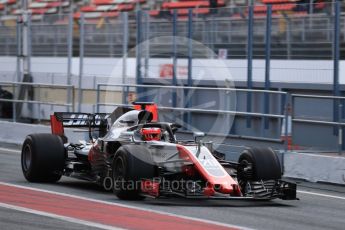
top-left (0, 82), bottom-right (74, 122)
top-left (291, 93), bottom-right (345, 155)
top-left (1, 82), bottom-right (344, 154)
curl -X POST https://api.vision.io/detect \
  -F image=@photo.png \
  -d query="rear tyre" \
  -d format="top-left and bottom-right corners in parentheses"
top-left (112, 147), bottom-right (155, 200)
top-left (238, 147), bottom-right (281, 181)
top-left (21, 133), bottom-right (65, 183)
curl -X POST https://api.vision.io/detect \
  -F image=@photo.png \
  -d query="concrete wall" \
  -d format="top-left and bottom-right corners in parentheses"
top-left (292, 96), bottom-right (341, 151)
top-left (284, 152), bottom-right (345, 185)
top-left (0, 121), bottom-right (86, 145)
top-left (1, 57), bottom-right (344, 85)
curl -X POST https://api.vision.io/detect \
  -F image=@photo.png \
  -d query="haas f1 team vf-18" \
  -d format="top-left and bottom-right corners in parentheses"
top-left (21, 102), bottom-right (297, 201)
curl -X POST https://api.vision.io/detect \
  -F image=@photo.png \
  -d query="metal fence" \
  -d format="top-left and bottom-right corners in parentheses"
top-left (291, 93), bottom-right (345, 153)
top-left (0, 19), bottom-right (18, 83)
top-left (30, 14), bottom-right (70, 57)
top-left (0, 20), bottom-right (17, 56)
top-left (95, 83), bottom-right (288, 142)
top-left (1, 79), bottom-right (345, 153)
top-left (94, 83), bottom-right (345, 154)
top-left (0, 3), bottom-right (343, 84)
top-left (0, 82), bottom-right (74, 122)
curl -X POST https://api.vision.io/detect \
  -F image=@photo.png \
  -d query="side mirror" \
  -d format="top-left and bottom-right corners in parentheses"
top-left (193, 132), bottom-right (205, 143)
top-left (138, 110), bottom-right (153, 123)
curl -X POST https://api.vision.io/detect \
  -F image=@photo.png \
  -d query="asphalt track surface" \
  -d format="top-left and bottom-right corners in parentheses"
top-left (0, 146), bottom-right (345, 230)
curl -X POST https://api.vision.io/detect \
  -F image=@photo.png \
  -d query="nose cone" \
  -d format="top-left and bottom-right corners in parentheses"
top-left (219, 183), bottom-right (233, 194)
top-left (203, 182), bottom-right (234, 197)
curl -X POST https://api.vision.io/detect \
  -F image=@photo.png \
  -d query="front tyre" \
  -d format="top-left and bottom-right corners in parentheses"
top-left (21, 134), bottom-right (65, 182)
top-left (237, 148), bottom-right (282, 199)
top-left (238, 147), bottom-right (282, 181)
top-left (112, 147), bottom-right (155, 200)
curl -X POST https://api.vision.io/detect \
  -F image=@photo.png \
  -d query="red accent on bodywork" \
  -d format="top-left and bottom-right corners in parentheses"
top-left (141, 180), bottom-right (160, 197)
top-left (203, 184), bottom-right (216, 197)
top-left (133, 104), bottom-right (158, 122)
top-left (88, 145), bottom-right (103, 162)
top-left (181, 165), bottom-right (196, 177)
top-left (50, 115), bottom-right (64, 136)
top-left (88, 146), bottom-right (95, 162)
top-left (232, 184), bottom-right (242, 196)
top-left (177, 145), bottom-right (239, 196)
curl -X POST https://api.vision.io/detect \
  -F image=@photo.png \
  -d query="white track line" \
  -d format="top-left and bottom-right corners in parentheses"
top-left (297, 190), bottom-right (345, 200)
top-left (0, 202), bottom-right (124, 230)
top-left (0, 147), bottom-right (21, 154)
top-left (0, 182), bottom-right (249, 230)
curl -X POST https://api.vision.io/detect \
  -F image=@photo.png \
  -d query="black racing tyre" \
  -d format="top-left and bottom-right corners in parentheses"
top-left (112, 147), bottom-right (155, 200)
top-left (21, 133), bottom-right (65, 183)
top-left (238, 147), bottom-right (281, 181)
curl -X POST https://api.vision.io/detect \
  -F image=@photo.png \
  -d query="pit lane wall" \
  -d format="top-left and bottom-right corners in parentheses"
top-left (1, 120), bottom-right (344, 186)
top-left (0, 120), bottom-right (85, 145)
top-left (284, 152), bottom-right (345, 185)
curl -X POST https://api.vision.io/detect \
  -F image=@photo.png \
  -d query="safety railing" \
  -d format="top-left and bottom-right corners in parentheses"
top-left (0, 82), bottom-right (75, 122)
top-left (291, 94), bottom-right (345, 155)
top-left (96, 83), bottom-right (288, 143)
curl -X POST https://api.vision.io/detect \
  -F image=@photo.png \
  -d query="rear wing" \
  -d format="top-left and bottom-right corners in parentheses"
top-left (53, 112), bottom-right (108, 128)
top-left (50, 113), bottom-right (108, 141)
top-left (50, 103), bottom-right (158, 142)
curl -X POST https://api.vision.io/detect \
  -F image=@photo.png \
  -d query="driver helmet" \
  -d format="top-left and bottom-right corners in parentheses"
top-left (141, 128), bottom-right (162, 141)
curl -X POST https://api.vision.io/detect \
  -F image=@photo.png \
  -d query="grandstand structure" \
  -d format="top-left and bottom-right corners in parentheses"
top-left (0, 1), bottom-right (337, 19)
top-left (0, 0), bottom-right (344, 59)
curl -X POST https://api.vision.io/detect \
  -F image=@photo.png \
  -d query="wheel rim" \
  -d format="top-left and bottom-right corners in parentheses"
top-left (22, 145), bottom-right (32, 171)
top-left (238, 159), bottom-right (251, 193)
top-left (240, 159), bottom-right (250, 167)
top-left (113, 157), bottom-right (125, 188)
